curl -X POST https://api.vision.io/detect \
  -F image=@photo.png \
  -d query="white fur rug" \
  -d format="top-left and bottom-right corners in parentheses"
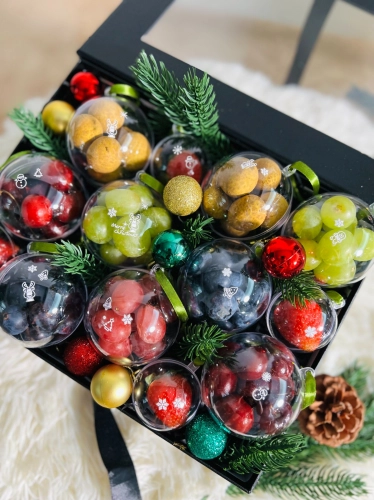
top-left (1, 61), bottom-right (374, 500)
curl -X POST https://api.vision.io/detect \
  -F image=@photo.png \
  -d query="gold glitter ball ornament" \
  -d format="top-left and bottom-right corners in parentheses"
top-left (88, 98), bottom-right (126, 130)
top-left (163, 175), bottom-right (202, 216)
top-left (70, 113), bottom-right (103, 149)
top-left (41, 100), bottom-right (75, 134)
top-left (86, 136), bottom-right (122, 174)
top-left (90, 364), bottom-right (133, 408)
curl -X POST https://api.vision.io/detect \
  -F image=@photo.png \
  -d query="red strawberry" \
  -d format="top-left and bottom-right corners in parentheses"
top-left (273, 299), bottom-right (323, 351)
top-left (215, 394), bottom-right (254, 434)
top-left (147, 373), bottom-right (192, 428)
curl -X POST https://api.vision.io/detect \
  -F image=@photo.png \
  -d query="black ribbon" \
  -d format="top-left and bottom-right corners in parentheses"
top-left (94, 402), bottom-right (142, 500)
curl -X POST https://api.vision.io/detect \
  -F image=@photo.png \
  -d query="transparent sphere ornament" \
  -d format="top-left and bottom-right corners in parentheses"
top-left (266, 291), bottom-right (337, 352)
top-left (201, 332), bottom-right (311, 438)
top-left (0, 225), bottom-right (20, 269)
top-left (81, 177), bottom-right (172, 267)
top-left (67, 96), bottom-right (154, 184)
top-left (85, 269), bottom-right (180, 367)
top-left (150, 134), bottom-right (207, 184)
top-left (0, 253), bottom-right (87, 347)
top-left (179, 239), bottom-right (272, 332)
top-left (132, 359), bottom-right (201, 431)
top-left (202, 152), bottom-right (292, 241)
top-left (282, 193), bottom-right (374, 286)
top-left (0, 153), bottom-right (86, 241)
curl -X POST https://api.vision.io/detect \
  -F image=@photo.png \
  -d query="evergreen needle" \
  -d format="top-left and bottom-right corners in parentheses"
top-left (178, 322), bottom-right (230, 365)
top-left (182, 214), bottom-right (214, 248)
top-left (273, 272), bottom-right (323, 307)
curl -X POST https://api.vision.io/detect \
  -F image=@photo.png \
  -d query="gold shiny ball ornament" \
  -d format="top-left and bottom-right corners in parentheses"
top-left (260, 191), bottom-right (289, 229)
top-left (203, 185), bottom-right (231, 219)
top-left (86, 136), bottom-right (122, 174)
top-left (88, 98), bottom-right (126, 131)
top-left (227, 194), bottom-right (266, 233)
top-left (70, 114), bottom-right (103, 149)
top-left (255, 158), bottom-right (282, 191)
top-left (41, 100), bottom-right (75, 134)
top-left (118, 127), bottom-right (151, 172)
top-left (217, 156), bottom-right (259, 197)
top-left (90, 364), bottom-right (133, 408)
top-left (163, 175), bottom-right (203, 216)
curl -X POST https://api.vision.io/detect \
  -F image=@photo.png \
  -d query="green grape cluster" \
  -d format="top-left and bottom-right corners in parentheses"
top-left (83, 184), bottom-right (172, 266)
top-left (291, 195), bottom-right (374, 286)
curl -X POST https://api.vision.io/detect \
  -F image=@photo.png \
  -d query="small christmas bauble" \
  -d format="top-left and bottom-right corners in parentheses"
top-left (186, 413), bottom-right (227, 460)
top-left (63, 337), bottom-right (104, 376)
top-left (41, 100), bottom-right (75, 134)
top-left (152, 230), bottom-right (191, 268)
top-left (163, 176), bottom-right (202, 216)
top-left (70, 71), bottom-right (101, 102)
top-left (262, 236), bottom-right (306, 279)
top-left (90, 364), bottom-right (133, 408)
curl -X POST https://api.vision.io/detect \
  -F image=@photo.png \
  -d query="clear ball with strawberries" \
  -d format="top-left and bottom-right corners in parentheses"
top-left (132, 359), bottom-right (201, 431)
top-left (266, 291), bottom-right (337, 352)
top-left (0, 153), bottom-right (86, 241)
top-left (85, 269), bottom-right (180, 366)
top-left (202, 333), bottom-right (309, 438)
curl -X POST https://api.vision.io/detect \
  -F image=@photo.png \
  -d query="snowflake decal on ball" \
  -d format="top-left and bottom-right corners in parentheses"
top-left (305, 326), bottom-right (318, 338)
top-left (173, 398), bottom-right (185, 409)
top-left (222, 267), bottom-right (232, 277)
top-left (108, 208), bottom-right (117, 218)
top-left (156, 398), bottom-right (169, 411)
top-left (262, 372), bottom-right (272, 382)
top-left (122, 314), bottom-right (133, 325)
top-left (260, 168), bottom-right (269, 176)
top-left (334, 219), bottom-right (344, 228)
top-left (172, 144), bottom-right (183, 155)
top-left (28, 265), bottom-right (37, 273)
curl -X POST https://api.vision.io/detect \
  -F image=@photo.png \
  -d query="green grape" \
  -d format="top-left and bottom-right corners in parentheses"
top-left (128, 185), bottom-right (154, 210)
top-left (292, 206), bottom-right (322, 239)
top-left (317, 229), bottom-right (354, 264)
top-left (142, 207), bottom-right (172, 238)
top-left (314, 260), bottom-right (356, 286)
top-left (112, 214), bottom-right (152, 257)
top-left (346, 219), bottom-right (358, 233)
top-left (353, 227), bottom-right (374, 261)
top-left (83, 206), bottom-right (113, 244)
top-left (105, 189), bottom-right (141, 216)
top-left (100, 242), bottom-right (128, 266)
top-left (131, 247), bottom-right (153, 266)
top-left (96, 191), bottom-right (107, 206)
top-left (315, 230), bottom-right (326, 243)
top-left (320, 195), bottom-right (356, 229)
top-left (298, 239), bottom-right (321, 271)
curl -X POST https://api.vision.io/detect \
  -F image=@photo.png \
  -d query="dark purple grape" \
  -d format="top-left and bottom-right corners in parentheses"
top-left (202, 268), bottom-right (246, 293)
top-left (1, 305), bottom-right (28, 335)
top-left (202, 290), bottom-right (240, 322)
top-left (27, 302), bottom-right (61, 334)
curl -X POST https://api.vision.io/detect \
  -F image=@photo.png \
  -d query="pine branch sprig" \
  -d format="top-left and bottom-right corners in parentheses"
top-left (8, 107), bottom-right (69, 160)
top-left (222, 434), bottom-right (307, 475)
top-left (340, 362), bottom-right (371, 400)
top-left (182, 214), bottom-right (214, 248)
top-left (257, 466), bottom-right (368, 500)
top-left (178, 322), bottom-right (230, 365)
top-left (273, 272), bottom-right (323, 307)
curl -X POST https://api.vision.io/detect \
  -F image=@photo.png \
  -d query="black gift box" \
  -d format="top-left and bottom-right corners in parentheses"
top-left (8, 0), bottom-right (374, 494)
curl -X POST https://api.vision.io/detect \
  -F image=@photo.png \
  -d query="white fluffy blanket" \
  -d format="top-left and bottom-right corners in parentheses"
top-left (1, 61), bottom-right (374, 500)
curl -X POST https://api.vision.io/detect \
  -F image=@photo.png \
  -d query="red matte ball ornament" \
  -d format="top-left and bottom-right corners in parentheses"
top-left (166, 151), bottom-right (203, 183)
top-left (70, 72), bottom-right (101, 102)
top-left (262, 236), bottom-right (306, 279)
top-left (63, 337), bottom-right (104, 377)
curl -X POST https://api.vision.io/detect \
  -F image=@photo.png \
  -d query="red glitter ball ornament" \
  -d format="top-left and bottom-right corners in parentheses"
top-left (63, 337), bottom-right (104, 376)
top-left (262, 236), bottom-right (306, 279)
top-left (70, 72), bottom-right (101, 102)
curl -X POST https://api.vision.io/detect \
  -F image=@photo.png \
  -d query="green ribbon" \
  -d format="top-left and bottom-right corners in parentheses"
top-left (109, 84), bottom-right (140, 103)
top-left (139, 172), bottom-right (164, 195)
top-left (301, 370), bottom-right (317, 410)
top-left (154, 268), bottom-right (188, 323)
top-left (28, 242), bottom-right (59, 254)
top-left (0, 150), bottom-right (31, 172)
top-left (287, 161), bottom-right (320, 196)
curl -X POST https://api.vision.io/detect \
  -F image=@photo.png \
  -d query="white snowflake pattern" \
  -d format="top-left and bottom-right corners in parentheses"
top-left (172, 144), bottom-right (183, 155)
top-left (262, 372), bottom-right (272, 382)
top-left (334, 219), bottom-right (344, 227)
top-left (28, 265), bottom-right (37, 273)
top-left (122, 314), bottom-right (133, 325)
top-left (305, 326), bottom-right (318, 338)
top-left (156, 398), bottom-right (169, 411)
top-left (222, 267), bottom-right (232, 277)
top-left (123, 111), bottom-right (128, 120)
top-left (108, 208), bottom-right (117, 218)
top-left (173, 398), bottom-right (185, 409)
top-left (260, 168), bottom-right (269, 176)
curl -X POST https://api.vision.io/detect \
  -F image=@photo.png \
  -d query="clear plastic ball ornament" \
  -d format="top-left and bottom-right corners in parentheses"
top-left (81, 177), bottom-right (172, 267)
top-left (179, 239), bottom-right (272, 332)
top-left (150, 134), bottom-right (207, 184)
top-left (132, 359), bottom-right (201, 431)
top-left (0, 224), bottom-right (20, 269)
top-left (266, 291), bottom-right (338, 352)
top-left (0, 153), bottom-right (86, 241)
top-left (0, 253), bottom-right (87, 347)
top-left (67, 96), bottom-right (154, 184)
top-left (201, 332), bottom-right (311, 438)
top-left (282, 193), bottom-right (374, 286)
top-left (202, 152), bottom-right (292, 241)
top-left (85, 269), bottom-right (180, 367)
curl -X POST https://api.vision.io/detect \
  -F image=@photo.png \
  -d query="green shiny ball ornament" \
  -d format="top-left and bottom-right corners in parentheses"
top-left (186, 414), bottom-right (227, 460)
top-left (152, 230), bottom-right (191, 268)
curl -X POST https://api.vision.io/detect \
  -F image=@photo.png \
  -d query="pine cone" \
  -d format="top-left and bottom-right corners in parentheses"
top-left (298, 374), bottom-right (365, 447)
